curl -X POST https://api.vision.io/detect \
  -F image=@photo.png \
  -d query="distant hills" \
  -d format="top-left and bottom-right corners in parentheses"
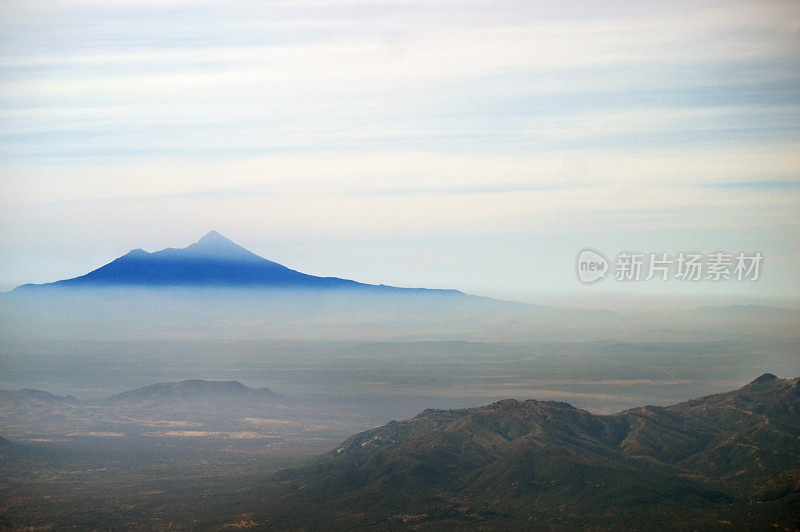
top-left (104, 379), bottom-right (279, 404)
top-left (2, 375), bottom-right (798, 528)
top-left (0, 379), bottom-right (279, 407)
top-left (0, 388), bottom-right (73, 404)
top-left (256, 374), bottom-right (800, 529)
top-left (16, 231), bottom-right (461, 293)
top-left (0, 379), bottom-right (289, 443)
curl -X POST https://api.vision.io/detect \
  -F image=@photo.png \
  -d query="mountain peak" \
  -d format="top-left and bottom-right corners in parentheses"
top-left (749, 373), bottom-right (779, 386)
top-left (197, 230), bottom-right (231, 245)
top-left (15, 231), bottom-right (458, 292)
top-left (754, 372), bottom-right (778, 381)
top-left (181, 231), bottom-right (262, 261)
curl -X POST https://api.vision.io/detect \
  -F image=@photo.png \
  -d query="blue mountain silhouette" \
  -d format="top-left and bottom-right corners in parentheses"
top-left (19, 231), bottom-right (460, 293)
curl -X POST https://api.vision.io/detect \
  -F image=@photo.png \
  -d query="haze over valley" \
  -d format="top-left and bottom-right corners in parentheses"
top-left (1, 232), bottom-right (797, 530)
top-left (3, 232), bottom-right (797, 416)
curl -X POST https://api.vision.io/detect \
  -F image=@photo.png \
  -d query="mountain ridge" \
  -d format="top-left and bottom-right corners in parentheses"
top-left (256, 373), bottom-right (800, 529)
top-left (15, 231), bottom-right (463, 294)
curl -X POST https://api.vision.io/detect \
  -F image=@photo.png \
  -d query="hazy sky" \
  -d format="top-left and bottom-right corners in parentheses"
top-left (1, 1), bottom-right (798, 303)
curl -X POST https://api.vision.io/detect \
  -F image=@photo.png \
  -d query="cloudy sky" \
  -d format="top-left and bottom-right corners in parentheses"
top-left (1, 0), bottom-right (798, 304)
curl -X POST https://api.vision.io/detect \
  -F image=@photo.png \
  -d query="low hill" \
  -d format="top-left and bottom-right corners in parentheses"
top-left (255, 374), bottom-right (800, 530)
top-left (105, 379), bottom-right (279, 405)
top-left (0, 388), bottom-right (73, 404)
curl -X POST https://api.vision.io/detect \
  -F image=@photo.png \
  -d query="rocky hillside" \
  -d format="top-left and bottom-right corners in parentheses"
top-left (256, 374), bottom-right (800, 530)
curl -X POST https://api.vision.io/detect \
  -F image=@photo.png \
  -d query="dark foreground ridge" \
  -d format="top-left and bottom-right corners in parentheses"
top-left (258, 373), bottom-right (800, 530)
top-left (15, 230), bottom-right (463, 293)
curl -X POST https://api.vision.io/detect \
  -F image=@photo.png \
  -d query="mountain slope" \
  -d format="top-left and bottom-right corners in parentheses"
top-left (17, 231), bottom-right (461, 293)
top-left (255, 374), bottom-right (800, 530)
